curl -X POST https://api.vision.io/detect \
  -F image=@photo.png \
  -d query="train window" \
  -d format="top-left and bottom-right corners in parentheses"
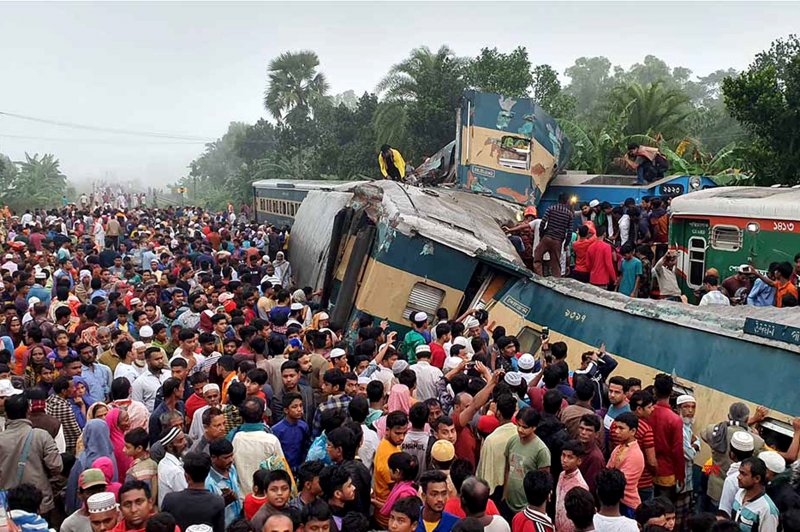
top-left (687, 237), bottom-right (706, 289)
top-left (711, 225), bottom-right (742, 251)
top-left (516, 326), bottom-right (543, 356)
top-left (498, 136), bottom-right (531, 171)
top-left (402, 283), bottom-right (446, 321)
top-left (760, 417), bottom-right (794, 453)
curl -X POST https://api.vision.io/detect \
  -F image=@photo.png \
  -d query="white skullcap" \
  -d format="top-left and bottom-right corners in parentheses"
top-left (392, 360), bottom-right (409, 375)
top-left (759, 451), bottom-right (786, 474)
top-left (87, 492), bottom-right (117, 514)
top-left (589, 199), bottom-right (600, 208)
top-left (518, 353), bottom-right (536, 370)
top-left (676, 395), bottom-right (696, 406)
top-left (443, 357), bottom-right (462, 372)
top-left (453, 336), bottom-right (469, 348)
top-left (504, 372), bottom-right (523, 387)
top-left (290, 303), bottom-right (304, 311)
top-left (132, 341), bottom-right (146, 351)
top-left (185, 526), bottom-right (213, 532)
top-left (415, 344), bottom-right (431, 355)
top-left (412, 311), bottom-right (428, 322)
top-left (329, 348), bottom-right (347, 359)
top-left (731, 431), bottom-right (755, 452)
top-left (464, 317), bottom-right (480, 329)
top-left (202, 383), bottom-right (220, 394)
top-left (317, 312), bottom-right (330, 321)
top-left (138, 325), bottom-right (153, 338)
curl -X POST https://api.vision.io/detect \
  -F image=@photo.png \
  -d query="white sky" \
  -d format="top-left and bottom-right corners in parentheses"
top-left (0, 1), bottom-right (796, 188)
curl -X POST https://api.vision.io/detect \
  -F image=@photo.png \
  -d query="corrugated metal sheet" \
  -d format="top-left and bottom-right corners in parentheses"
top-left (354, 181), bottom-right (526, 270)
top-left (290, 189), bottom-right (355, 290)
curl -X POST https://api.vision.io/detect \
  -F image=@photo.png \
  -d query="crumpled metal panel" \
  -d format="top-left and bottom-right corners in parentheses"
top-left (290, 190), bottom-right (355, 291)
top-left (352, 180), bottom-right (526, 270)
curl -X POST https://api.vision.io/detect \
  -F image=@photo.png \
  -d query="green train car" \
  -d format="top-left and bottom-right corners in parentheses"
top-left (670, 187), bottom-right (800, 302)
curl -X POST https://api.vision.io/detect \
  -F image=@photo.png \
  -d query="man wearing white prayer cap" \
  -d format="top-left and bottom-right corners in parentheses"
top-left (87, 492), bottom-right (120, 532)
top-left (719, 431), bottom-right (756, 518)
top-left (403, 311), bottom-right (429, 364)
top-left (676, 394), bottom-right (701, 528)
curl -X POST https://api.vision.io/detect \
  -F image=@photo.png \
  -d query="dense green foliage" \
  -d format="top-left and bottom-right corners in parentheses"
top-left (0, 153), bottom-right (68, 210)
top-left (181, 37), bottom-right (798, 210)
top-left (722, 35), bottom-right (800, 185)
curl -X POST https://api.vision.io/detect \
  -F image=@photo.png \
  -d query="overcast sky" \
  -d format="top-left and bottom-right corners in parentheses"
top-left (0, 1), bottom-right (796, 189)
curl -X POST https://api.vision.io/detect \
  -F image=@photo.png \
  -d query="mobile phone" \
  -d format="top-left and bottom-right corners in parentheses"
top-left (541, 327), bottom-right (549, 340)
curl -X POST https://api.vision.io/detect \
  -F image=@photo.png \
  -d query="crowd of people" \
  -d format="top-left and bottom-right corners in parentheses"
top-left (504, 193), bottom-right (800, 308)
top-left (0, 202), bottom-right (798, 532)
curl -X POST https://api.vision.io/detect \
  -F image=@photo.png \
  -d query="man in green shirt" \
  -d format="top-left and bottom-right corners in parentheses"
top-left (504, 407), bottom-right (551, 512)
top-left (401, 311), bottom-right (429, 364)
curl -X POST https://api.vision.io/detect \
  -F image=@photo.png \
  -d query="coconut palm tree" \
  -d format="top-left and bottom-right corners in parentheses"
top-left (376, 45), bottom-right (467, 158)
top-left (607, 81), bottom-right (693, 140)
top-left (264, 51), bottom-right (330, 122)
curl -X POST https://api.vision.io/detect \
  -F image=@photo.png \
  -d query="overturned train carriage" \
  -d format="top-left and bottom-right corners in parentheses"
top-left (488, 276), bottom-right (800, 459)
top-left (290, 180), bottom-right (800, 461)
top-left (290, 180), bottom-right (529, 337)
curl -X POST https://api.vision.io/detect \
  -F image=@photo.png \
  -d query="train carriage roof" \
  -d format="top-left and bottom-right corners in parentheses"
top-left (354, 181), bottom-right (527, 271)
top-left (670, 186), bottom-right (800, 220)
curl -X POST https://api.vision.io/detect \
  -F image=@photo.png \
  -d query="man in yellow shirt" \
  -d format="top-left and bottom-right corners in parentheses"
top-left (373, 411), bottom-right (408, 509)
top-left (378, 145), bottom-right (406, 181)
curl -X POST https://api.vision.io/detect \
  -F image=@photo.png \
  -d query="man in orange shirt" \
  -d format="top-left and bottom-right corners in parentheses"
top-left (607, 412), bottom-right (644, 518)
top-left (570, 224), bottom-right (597, 283)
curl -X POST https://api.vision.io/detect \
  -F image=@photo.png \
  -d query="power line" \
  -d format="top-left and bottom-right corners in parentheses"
top-left (0, 111), bottom-right (215, 142)
top-left (0, 133), bottom-right (207, 145)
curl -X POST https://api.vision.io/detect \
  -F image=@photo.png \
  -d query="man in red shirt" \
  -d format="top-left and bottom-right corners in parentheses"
top-left (647, 374), bottom-right (685, 501)
top-left (429, 323), bottom-right (450, 370)
top-left (630, 390), bottom-right (658, 503)
top-left (570, 223), bottom-right (596, 283)
top-left (452, 364), bottom-right (498, 467)
top-left (586, 232), bottom-right (616, 290)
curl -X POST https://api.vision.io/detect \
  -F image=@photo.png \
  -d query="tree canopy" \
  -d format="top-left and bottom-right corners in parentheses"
top-left (181, 37), bottom-right (799, 209)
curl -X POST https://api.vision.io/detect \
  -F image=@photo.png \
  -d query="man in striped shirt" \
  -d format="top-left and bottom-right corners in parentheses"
top-left (512, 470), bottom-right (554, 532)
top-left (533, 193), bottom-right (574, 278)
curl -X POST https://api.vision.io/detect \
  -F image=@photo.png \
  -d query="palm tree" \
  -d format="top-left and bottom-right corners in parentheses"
top-left (376, 45), bottom-right (467, 157)
top-left (607, 81), bottom-right (693, 140)
top-left (264, 51), bottom-right (330, 122)
top-left (377, 45), bottom-right (466, 102)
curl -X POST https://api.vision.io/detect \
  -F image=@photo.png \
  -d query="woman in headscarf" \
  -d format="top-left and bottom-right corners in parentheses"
top-left (106, 407), bottom-right (132, 478)
top-left (92, 457), bottom-right (122, 500)
top-left (23, 345), bottom-right (48, 388)
top-left (65, 420), bottom-right (117, 513)
top-left (374, 384), bottom-right (414, 440)
top-left (272, 251), bottom-right (292, 289)
top-left (292, 289), bottom-right (312, 328)
top-left (69, 376), bottom-right (95, 429)
top-left (72, 402), bottom-right (109, 456)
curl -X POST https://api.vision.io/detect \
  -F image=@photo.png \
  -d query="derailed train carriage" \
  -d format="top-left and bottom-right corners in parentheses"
top-left (290, 178), bottom-right (800, 461)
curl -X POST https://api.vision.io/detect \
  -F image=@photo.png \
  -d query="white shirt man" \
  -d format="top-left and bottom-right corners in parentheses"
top-left (131, 365), bottom-right (170, 412)
top-left (410, 346), bottom-right (443, 401)
top-left (157, 428), bottom-right (188, 507)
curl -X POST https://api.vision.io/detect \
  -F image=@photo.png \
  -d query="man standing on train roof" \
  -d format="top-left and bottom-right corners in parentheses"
top-left (533, 193), bottom-right (573, 278)
top-left (623, 143), bottom-right (669, 184)
top-left (378, 144), bottom-right (406, 181)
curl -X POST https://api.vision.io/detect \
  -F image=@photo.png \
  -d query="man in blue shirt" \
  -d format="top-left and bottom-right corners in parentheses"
top-left (272, 391), bottom-right (310, 472)
top-left (617, 244), bottom-right (643, 297)
top-left (78, 342), bottom-right (112, 403)
top-left (416, 470), bottom-right (459, 532)
top-left (747, 263), bottom-right (778, 307)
